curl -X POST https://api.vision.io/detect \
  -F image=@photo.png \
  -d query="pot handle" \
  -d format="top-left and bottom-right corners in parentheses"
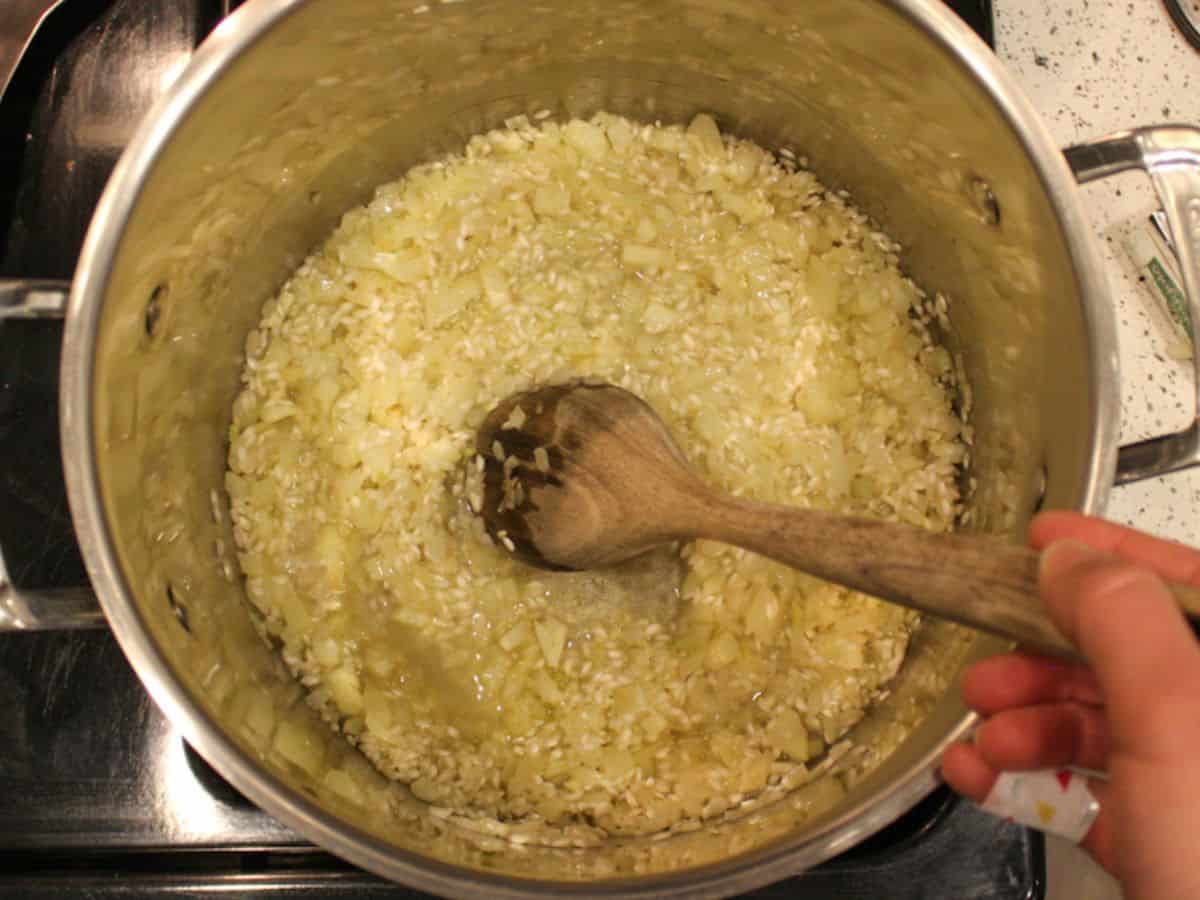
top-left (1063, 125), bottom-right (1200, 485)
top-left (0, 280), bottom-right (105, 629)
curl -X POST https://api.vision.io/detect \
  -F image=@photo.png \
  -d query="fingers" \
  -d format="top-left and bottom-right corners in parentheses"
top-left (942, 743), bottom-right (1114, 869)
top-left (1039, 540), bottom-right (1200, 757)
top-left (1079, 796), bottom-right (1114, 876)
top-left (953, 659), bottom-right (1111, 771)
top-left (975, 703), bottom-right (1110, 771)
top-left (1030, 511), bottom-right (1200, 586)
top-left (961, 652), bottom-right (1102, 715)
top-left (940, 742), bottom-right (996, 802)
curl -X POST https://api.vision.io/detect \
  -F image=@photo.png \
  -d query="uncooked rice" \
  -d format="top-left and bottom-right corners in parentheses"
top-left (226, 112), bottom-right (968, 838)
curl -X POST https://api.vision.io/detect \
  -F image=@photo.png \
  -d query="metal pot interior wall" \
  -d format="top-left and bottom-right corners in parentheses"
top-left (82, 0), bottom-right (1101, 888)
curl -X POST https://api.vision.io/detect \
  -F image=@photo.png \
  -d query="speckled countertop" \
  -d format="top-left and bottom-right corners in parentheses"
top-left (995, 0), bottom-right (1199, 544)
top-left (992, 4), bottom-right (1197, 897)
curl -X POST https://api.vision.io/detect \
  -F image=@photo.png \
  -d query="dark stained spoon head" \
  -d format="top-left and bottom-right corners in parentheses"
top-left (474, 379), bottom-right (694, 571)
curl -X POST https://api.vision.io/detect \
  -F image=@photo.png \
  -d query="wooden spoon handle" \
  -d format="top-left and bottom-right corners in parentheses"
top-left (694, 497), bottom-right (1200, 660)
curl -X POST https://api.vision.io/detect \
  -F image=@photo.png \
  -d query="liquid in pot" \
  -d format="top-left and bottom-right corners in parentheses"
top-left (226, 112), bottom-right (970, 844)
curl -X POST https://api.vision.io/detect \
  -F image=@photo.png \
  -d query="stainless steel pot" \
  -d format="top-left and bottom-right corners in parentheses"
top-left (2, 0), bottom-right (1200, 895)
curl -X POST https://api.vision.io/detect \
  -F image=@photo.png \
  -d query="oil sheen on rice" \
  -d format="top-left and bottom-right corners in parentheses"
top-left (226, 112), bottom-right (969, 839)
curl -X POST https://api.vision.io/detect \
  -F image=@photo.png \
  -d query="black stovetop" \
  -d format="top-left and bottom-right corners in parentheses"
top-left (0, 1), bottom-right (1039, 897)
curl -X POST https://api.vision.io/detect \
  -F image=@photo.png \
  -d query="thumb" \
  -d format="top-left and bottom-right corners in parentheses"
top-left (1039, 540), bottom-right (1200, 756)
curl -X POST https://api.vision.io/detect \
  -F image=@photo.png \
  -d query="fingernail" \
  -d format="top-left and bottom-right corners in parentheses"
top-left (1039, 540), bottom-right (1103, 581)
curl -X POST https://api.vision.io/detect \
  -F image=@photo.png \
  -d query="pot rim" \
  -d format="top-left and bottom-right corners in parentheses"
top-left (58, 0), bottom-right (1119, 895)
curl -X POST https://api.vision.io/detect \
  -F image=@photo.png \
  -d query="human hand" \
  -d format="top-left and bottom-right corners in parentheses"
top-left (941, 510), bottom-right (1200, 900)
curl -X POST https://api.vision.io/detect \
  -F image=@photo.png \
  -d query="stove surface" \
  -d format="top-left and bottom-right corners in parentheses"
top-left (0, 1), bottom-right (1039, 897)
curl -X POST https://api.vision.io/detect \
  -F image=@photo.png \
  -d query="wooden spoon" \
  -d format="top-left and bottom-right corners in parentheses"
top-left (476, 380), bottom-right (1200, 659)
